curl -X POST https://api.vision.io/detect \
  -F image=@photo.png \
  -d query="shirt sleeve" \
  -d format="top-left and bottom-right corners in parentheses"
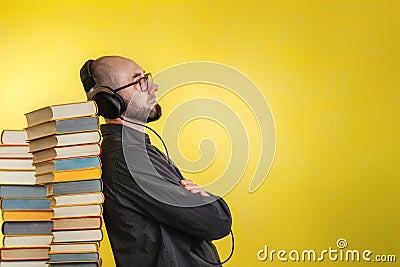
top-left (111, 144), bottom-right (232, 241)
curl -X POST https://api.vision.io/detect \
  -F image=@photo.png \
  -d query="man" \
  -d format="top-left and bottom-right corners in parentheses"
top-left (80, 56), bottom-right (232, 267)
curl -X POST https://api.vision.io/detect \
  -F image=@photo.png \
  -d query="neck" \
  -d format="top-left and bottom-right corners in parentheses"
top-left (105, 117), bottom-right (145, 132)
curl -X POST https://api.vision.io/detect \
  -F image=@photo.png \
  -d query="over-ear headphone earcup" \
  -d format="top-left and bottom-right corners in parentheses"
top-left (80, 60), bottom-right (95, 93)
top-left (87, 87), bottom-right (126, 119)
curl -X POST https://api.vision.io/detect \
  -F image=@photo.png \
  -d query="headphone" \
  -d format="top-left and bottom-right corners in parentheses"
top-left (80, 59), bottom-right (126, 119)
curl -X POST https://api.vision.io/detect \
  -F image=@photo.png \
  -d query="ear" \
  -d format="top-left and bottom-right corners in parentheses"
top-left (87, 86), bottom-right (126, 119)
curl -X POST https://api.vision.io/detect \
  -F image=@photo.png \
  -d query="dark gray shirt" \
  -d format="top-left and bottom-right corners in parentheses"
top-left (100, 124), bottom-right (232, 267)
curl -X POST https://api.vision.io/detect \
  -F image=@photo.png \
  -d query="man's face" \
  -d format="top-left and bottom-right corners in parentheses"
top-left (116, 61), bottom-right (162, 123)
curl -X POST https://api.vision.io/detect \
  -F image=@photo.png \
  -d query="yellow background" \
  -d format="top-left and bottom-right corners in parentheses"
top-left (1, 0), bottom-right (399, 266)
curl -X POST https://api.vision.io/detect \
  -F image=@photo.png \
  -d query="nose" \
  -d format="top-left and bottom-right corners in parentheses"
top-left (148, 81), bottom-right (158, 94)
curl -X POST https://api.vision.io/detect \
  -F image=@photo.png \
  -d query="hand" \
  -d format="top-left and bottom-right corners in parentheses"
top-left (180, 179), bottom-right (209, 197)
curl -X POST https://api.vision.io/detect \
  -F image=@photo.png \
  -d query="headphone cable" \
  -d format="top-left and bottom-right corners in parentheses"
top-left (201, 230), bottom-right (235, 265)
top-left (119, 116), bottom-right (234, 265)
top-left (120, 117), bottom-right (171, 164)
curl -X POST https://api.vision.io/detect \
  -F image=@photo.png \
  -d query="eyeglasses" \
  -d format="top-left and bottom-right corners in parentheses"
top-left (114, 73), bottom-right (153, 93)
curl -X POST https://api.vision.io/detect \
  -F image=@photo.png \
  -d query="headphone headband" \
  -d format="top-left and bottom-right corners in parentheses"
top-left (80, 58), bottom-right (126, 119)
top-left (80, 59), bottom-right (96, 92)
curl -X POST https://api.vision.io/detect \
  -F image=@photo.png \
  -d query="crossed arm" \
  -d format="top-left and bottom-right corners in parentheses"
top-left (180, 179), bottom-right (210, 196)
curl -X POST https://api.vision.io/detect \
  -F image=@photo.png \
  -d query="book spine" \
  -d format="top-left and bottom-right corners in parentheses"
top-left (1, 199), bottom-right (51, 210)
top-left (24, 103), bottom-right (103, 264)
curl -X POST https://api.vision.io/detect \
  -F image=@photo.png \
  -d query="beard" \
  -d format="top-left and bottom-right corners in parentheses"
top-left (125, 103), bottom-right (162, 123)
top-left (147, 103), bottom-right (162, 122)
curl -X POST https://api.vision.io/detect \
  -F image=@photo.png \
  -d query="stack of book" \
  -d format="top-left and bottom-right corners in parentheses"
top-left (25, 101), bottom-right (103, 267)
top-left (0, 129), bottom-right (51, 267)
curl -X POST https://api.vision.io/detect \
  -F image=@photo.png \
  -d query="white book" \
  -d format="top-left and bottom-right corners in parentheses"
top-left (29, 131), bottom-right (101, 153)
top-left (32, 143), bottom-right (101, 164)
top-left (3, 235), bottom-right (53, 247)
top-left (52, 192), bottom-right (104, 207)
top-left (50, 242), bottom-right (99, 253)
top-left (52, 204), bottom-right (103, 218)
top-left (0, 145), bottom-right (31, 158)
top-left (0, 261), bottom-right (48, 267)
top-left (0, 158), bottom-right (34, 170)
top-left (25, 101), bottom-right (97, 127)
top-left (1, 130), bottom-right (28, 145)
top-left (0, 170), bottom-right (37, 185)
top-left (52, 229), bottom-right (103, 243)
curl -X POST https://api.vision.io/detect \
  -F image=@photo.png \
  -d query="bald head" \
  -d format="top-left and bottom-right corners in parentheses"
top-left (81, 55), bottom-right (160, 123)
top-left (91, 56), bottom-right (143, 89)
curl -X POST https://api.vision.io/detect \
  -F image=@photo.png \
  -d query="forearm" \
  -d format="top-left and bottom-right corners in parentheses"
top-left (115, 146), bottom-right (232, 240)
top-left (124, 175), bottom-right (231, 240)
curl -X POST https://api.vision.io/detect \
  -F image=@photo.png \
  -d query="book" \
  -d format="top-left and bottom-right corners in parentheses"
top-left (0, 198), bottom-right (51, 210)
top-left (49, 263), bottom-right (101, 267)
top-left (0, 246), bottom-right (49, 260)
top-left (35, 156), bottom-right (101, 175)
top-left (0, 170), bottom-right (37, 185)
top-left (32, 144), bottom-right (101, 164)
top-left (52, 204), bottom-right (102, 218)
top-left (29, 131), bottom-right (101, 153)
top-left (0, 158), bottom-right (34, 170)
top-left (52, 229), bottom-right (103, 243)
top-left (50, 243), bottom-right (99, 253)
top-left (3, 234), bottom-right (53, 247)
top-left (0, 185), bottom-right (47, 198)
top-left (0, 261), bottom-right (49, 267)
top-left (52, 216), bottom-right (102, 231)
top-left (47, 262), bottom-right (101, 267)
top-left (47, 179), bottom-right (102, 196)
top-left (25, 101), bottom-right (97, 127)
top-left (1, 130), bottom-right (28, 145)
top-left (35, 167), bottom-right (101, 184)
top-left (52, 192), bottom-right (104, 207)
top-left (2, 221), bottom-right (53, 235)
top-left (2, 210), bottom-right (53, 221)
top-left (26, 117), bottom-right (99, 141)
top-left (49, 252), bottom-right (99, 263)
top-left (0, 145), bottom-right (31, 158)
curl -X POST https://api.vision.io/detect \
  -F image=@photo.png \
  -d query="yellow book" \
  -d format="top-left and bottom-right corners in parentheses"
top-left (0, 210), bottom-right (52, 250)
top-left (2, 210), bottom-right (53, 221)
top-left (35, 167), bottom-right (101, 184)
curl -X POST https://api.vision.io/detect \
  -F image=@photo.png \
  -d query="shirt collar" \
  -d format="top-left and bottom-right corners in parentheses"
top-left (100, 123), bottom-right (151, 144)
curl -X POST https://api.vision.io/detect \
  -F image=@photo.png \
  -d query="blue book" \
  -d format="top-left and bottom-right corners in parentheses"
top-left (35, 156), bottom-right (101, 175)
top-left (2, 221), bottom-right (53, 235)
top-left (1, 198), bottom-right (51, 210)
top-left (48, 262), bottom-right (101, 267)
top-left (0, 185), bottom-right (47, 198)
top-left (47, 179), bottom-right (102, 196)
top-left (49, 252), bottom-right (99, 263)
top-left (26, 117), bottom-right (99, 141)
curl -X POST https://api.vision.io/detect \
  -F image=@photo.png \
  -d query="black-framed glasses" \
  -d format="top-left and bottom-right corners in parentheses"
top-left (114, 73), bottom-right (153, 92)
